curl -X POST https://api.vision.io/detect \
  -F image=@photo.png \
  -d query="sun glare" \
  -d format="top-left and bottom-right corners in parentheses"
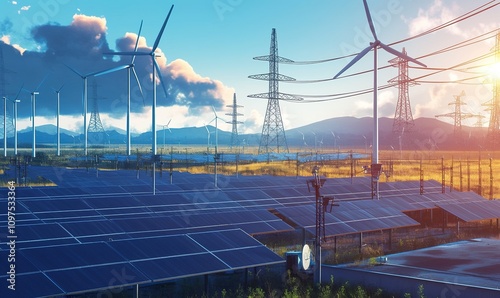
top-left (488, 62), bottom-right (500, 79)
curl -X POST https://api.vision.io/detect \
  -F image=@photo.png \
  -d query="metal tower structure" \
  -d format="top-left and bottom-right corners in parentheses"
top-left (0, 47), bottom-right (15, 140)
top-left (248, 28), bottom-right (302, 154)
top-left (87, 79), bottom-right (107, 145)
top-left (226, 93), bottom-right (243, 149)
top-left (389, 48), bottom-right (416, 136)
top-left (435, 91), bottom-right (477, 136)
top-left (484, 32), bottom-right (500, 145)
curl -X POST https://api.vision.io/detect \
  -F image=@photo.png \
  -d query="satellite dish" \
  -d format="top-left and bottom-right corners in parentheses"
top-left (302, 244), bottom-right (311, 270)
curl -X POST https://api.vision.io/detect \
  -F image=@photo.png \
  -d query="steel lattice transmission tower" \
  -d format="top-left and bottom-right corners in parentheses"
top-left (226, 93), bottom-right (243, 149)
top-left (389, 48), bottom-right (416, 136)
top-left (248, 28), bottom-right (302, 154)
top-left (435, 91), bottom-right (477, 137)
top-left (0, 46), bottom-right (15, 140)
top-left (87, 79), bottom-right (107, 145)
top-left (484, 32), bottom-right (500, 145)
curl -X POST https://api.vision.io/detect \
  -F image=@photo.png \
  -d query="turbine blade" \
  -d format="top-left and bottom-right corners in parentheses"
top-left (153, 59), bottom-right (169, 98)
top-left (333, 45), bottom-right (373, 79)
top-left (131, 67), bottom-right (146, 106)
top-left (103, 51), bottom-right (149, 56)
top-left (167, 119), bottom-right (171, 127)
top-left (153, 5), bottom-right (174, 52)
top-left (91, 65), bottom-right (129, 77)
top-left (64, 63), bottom-right (83, 78)
top-left (57, 83), bottom-right (65, 92)
top-left (14, 84), bottom-right (24, 99)
top-left (132, 20), bottom-right (144, 64)
top-left (363, 0), bottom-right (377, 40)
top-left (211, 106), bottom-right (217, 117)
top-left (379, 43), bottom-right (427, 67)
top-left (36, 73), bottom-right (50, 91)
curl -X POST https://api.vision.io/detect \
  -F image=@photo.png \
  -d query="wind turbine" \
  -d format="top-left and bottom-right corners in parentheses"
top-left (105, 5), bottom-right (173, 157)
top-left (333, 0), bottom-right (426, 166)
top-left (208, 106), bottom-right (226, 188)
top-left (2, 96), bottom-right (7, 157)
top-left (158, 119), bottom-right (172, 152)
top-left (23, 74), bottom-right (49, 158)
top-left (53, 84), bottom-right (64, 156)
top-left (9, 86), bottom-right (23, 156)
top-left (97, 20), bottom-right (145, 156)
top-left (65, 64), bottom-right (101, 156)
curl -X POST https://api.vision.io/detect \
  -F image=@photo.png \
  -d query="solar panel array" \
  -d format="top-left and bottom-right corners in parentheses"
top-left (1, 165), bottom-right (494, 297)
top-left (0, 229), bottom-right (283, 297)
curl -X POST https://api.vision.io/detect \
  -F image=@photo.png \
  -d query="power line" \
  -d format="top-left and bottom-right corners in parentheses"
top-left (280, 1), bottom-right (499, 66)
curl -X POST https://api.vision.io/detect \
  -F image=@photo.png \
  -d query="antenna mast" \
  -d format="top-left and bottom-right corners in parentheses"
top-left (248, 28), bottom-right (302, 155)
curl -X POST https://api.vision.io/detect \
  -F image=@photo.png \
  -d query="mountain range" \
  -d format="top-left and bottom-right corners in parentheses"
top-left (5, 117), bottom-right (486, 151)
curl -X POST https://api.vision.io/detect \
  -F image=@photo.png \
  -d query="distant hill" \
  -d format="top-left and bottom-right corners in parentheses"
top-left (5, 117), bottom-right (487, 150)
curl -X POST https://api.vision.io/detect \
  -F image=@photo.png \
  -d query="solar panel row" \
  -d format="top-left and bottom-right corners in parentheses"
top-left (0, 229), bottom-right (284, 297)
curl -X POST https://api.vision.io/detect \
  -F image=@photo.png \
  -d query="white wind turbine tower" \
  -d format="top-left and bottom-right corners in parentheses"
top-left (208, 106), bottom-right (226, 188)
top-left (3, 87), bottom-right (22, 156)
top-left (158, 118), bottom-right (171, 152)
top-left (333, 0), bottom-right (426, 198)
top-left (65, 65), bottom-right (103, 156)
top-left (23, 75), bottom-right (49, 158)
top-left (53, 84), bottom-right (64, 156)
top-left (11, 86), bottom-right (22, 155)
top-left (97, 21), bottom-right (145, 156)
top-left (106, 5), bottom-right (173, 158)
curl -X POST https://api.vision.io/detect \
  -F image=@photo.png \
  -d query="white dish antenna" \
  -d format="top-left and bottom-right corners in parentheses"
top-left (302, 244), bottom-right (311, 271)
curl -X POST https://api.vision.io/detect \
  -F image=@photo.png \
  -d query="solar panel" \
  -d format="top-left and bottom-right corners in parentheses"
top-left (46, 263), bottom-right (150, 295)
top-left (214, 246), bottom-right (284, 268)
top-left (131, 253), bottom-right (228, 282)
top-left (21, 242), bottom-right (125, 271)
top-left (188, 229), bottom-right (262, 251)
top-left (0, 272), bottom-right (64, 297)
top-left (109, 235), bottom-right (205, 261)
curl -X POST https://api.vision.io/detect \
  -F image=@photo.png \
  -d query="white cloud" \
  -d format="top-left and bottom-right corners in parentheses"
top-left (405, 0), bottom-right (463, 37)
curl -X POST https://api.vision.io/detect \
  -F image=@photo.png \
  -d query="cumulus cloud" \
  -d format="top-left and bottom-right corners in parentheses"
top-left (1, 12), bottom-right (234, 127)
top-left (405, 0), bottom-right (461, 37)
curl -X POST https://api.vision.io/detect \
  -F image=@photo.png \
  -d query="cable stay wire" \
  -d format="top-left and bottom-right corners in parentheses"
top-left (279, 0), bottom-right (498, 66)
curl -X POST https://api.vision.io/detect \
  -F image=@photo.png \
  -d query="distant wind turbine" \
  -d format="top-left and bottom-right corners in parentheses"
top-left (208, 106), bottom-right (226, 188)
top-left (23, 74), bottom-right (49, 158)
top-left (98, 20), bottom-right (145, 156)
top-left (158, 118), bottom-right (172, 151)
top-left (2, 92), bottom-right (20, 157)
top-left (53, 84), bottom-right (64, 156)
top-left (65, 64), bottom-right (103, 156)
top-left (333, 0), bottom-right (426, 166)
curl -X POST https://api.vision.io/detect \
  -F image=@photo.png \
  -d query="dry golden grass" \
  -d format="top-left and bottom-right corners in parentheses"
top-left (188, 149), bottom-right (500, 199)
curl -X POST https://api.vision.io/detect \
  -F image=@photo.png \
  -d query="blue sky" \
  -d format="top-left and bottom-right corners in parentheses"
top-left (1, 0), bottom-right (499, 134)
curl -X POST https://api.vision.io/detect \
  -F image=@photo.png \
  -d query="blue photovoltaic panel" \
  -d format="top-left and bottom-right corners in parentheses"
top-left (188, 229), bottom-right (262, 251)
top-left (46, 263), bottom-right (150, 295)
top-left (214, 246), bottom-right (284, 268)
top-left (14, 187), bottom-right (47, 198)
top-left (109, 235), bottom-right (205, 261)
top-left (61, 219), bottom-right (125, 238)
top-left (4, 223), bottom-right (73, 242)
top-left (0, 272), bottom-right (63, 298)
top-left (132, 253), bottom-right (228, 282)
top-left (21, 198), bottom-right (90, 212)
top-left (21, 242), bottom-right (125, 271)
